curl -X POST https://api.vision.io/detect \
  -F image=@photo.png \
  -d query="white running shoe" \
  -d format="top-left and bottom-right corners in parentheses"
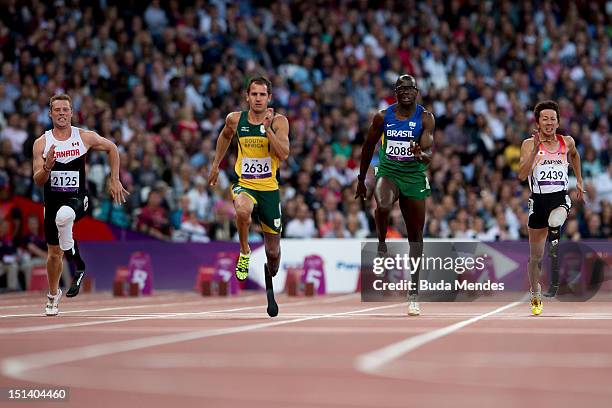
top-left (45, 288), bottom-right (63, 316)
top-left (408, 294), bottom-right (420, 316)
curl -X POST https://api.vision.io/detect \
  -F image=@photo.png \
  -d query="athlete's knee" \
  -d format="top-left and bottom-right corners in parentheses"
top-left (407, 230), bottom-right (424, 243)
top-left (548, 207), bottom-right (567, 228)
top-left (548, 226), bottom-right (561, 244)
top-left (375, 203), bottom-right (393, 214)
top-left (235, 206), bottom-right (252, 222)
top-left (47, 247), bottom-right (63, 263)
top-left (265, 245), bottom-right (280, 262)
top-left (528, 255), bottom-right (543, 269)
top-left (55, 206), bottom-right (76, 227)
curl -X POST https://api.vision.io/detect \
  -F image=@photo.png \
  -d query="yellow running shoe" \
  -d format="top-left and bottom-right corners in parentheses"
top-left (530, 291), bottom-right (543, 316)
top-left (235, 252), bottom-right (251, 281)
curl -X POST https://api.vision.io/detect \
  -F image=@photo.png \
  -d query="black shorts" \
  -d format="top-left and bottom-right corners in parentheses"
top-left (44, 196), bottom-right (89, 246)
top-left (528, 191), bottom-right (570, 229)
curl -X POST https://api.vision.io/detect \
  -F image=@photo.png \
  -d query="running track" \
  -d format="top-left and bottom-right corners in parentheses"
top-left (1, 291), bottom-right (611, 407)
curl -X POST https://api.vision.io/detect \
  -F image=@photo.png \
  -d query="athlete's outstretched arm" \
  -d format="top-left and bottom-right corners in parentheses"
top-left (82, 130), bottom-right (129, 204)
top-left (32, 136), bottom-right (53, 186)
top-left (209, 112), bottom-right (239, 186)
top-left (355, 111), bottom-right (384, 200)
top-left (411, 111), bottom-right (435, 165)
top-left (565, 135), bottom-right (584, 201)
top-left (517, 137), bottom-right (538, 181)
top-left (265, 111), bottom-right (289, 161)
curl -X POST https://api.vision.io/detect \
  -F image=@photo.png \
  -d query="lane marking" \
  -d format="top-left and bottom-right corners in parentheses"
top-left (1, 302), bottom-right (403, 378)
top-left (355, 301), bottom-right (521, 375)
top-left (0, 296), bottom-right (258, 318)
top-left (0, 294), bottom-right (358, 334)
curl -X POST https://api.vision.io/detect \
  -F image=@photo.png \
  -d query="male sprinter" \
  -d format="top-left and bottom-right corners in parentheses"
top-left (209, 76), bottom-right (289, 317)
top-left (356, 75), bottom-right (435, 316)
top-left (518, 100), bottom-right (583, 315)
top-left (33, 94), bottom-right (128, 315)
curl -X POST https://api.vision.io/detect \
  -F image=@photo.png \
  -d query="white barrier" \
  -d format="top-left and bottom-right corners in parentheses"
top-left (248, 239), bottom-right (362, 293)
top-left (248, 239), bottom-right (521, 294)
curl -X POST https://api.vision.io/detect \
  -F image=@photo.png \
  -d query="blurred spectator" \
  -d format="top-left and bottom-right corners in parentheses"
top-left (285, 203), bottom-right (317, 238)
top-left (174, 210), bottom-right (209, 243)
top-left (0, 113), bottom-right (27, 155)
top-left (0, 0), bottom-right (608, 244)
top-left (323, 211), bottom-right (350, 238)
top-left (92, 177), bottom-right (132, 228)
top-left (18, 214), bottom-right (59, 290)
top-left (136, 190), bottom-right (171, 240)
top-left (0, 218), bottom-right (18, 290)
top-left (187, 176), bottom-right (212, 222)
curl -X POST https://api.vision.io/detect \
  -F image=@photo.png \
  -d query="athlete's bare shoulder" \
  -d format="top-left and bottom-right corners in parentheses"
top-left (76, 127), bottom-right (101, 144)
top-left (373, 109), bottom-right (386, 121)
top-left (224, 111), bottom-right (241, 129)
top-left (226, 111), bottom-right (241, 123)
top-left (271, 112), bottom-right (289, 126)
top-left (77, 127), bottom-right (95, 136)
top-left (32, 134), bottom-right (46, 151)
top-left (561, 134), bottom-right (575, 145)
top-left (520, 137), bottom-right (535, 153)
top-left (421, 108), bottom-right (435, 125)
top-left (521, 136), bottom-right (535, 144)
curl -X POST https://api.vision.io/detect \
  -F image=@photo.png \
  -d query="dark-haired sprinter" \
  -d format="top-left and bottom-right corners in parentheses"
top-left (209, 76), bottom-right (289, 317)
top-left (356, 75), bottom-right (435, 316)
top-left (518, 100), bottom-right (584, 315)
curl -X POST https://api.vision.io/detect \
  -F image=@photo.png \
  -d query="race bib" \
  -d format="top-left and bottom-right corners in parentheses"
top-left (385, 140), bottom-right (415, 161)
top-left (241, 157), bottom-right (272, 179)
top-left (50, 171), bottom-right (79, 192)
top-left (535, 165), bottom-right (566, 186)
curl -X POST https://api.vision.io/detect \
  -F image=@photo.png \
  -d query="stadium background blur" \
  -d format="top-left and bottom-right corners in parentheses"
top-left (0, 0), bottom-right (610, 289)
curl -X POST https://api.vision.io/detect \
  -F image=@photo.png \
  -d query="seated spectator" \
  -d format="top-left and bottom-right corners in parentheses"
top-left (0, 218), bottom-right (18, 291)
top-left (173, 210), bottom-right (209, 242)
top-left (323, 211), bottom-right (350, 238)
top-left (137, 190), bottom-right (171, 240)
top-left (285, 203), bottom-right (317, 238)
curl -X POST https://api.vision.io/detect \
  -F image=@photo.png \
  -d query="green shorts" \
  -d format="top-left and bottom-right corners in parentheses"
top-left (231, 184), bottom-right (282, 234)
top-left (375, 167), bottom-right (431, 200)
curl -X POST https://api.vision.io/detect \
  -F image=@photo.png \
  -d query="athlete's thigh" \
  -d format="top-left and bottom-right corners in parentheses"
top-left (233, 192), bottom-right (255, 214)
top-left (44, 205), bottom-right (60, 245)
top-left (65, 196), bottom-right (89, 221)
top-left (255, 189), bottom-right (282, 234)
top-left (374, 176), bottom-right (399, 209)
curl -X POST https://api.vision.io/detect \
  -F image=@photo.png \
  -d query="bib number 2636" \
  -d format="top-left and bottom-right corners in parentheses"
top-left (241, 158), bottom-right (272, 179)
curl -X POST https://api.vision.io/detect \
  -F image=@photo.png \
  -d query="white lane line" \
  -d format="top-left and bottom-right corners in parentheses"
top-left (1, 302), bottom-right (403, 378)
top-left (0, 293), bottom-right (358, 318)
top-left (0, 305), bottom-right (265, 335)
top-left (0, 293), bottom-right (358, 334)
top-left (0, 294), bottom-right (203, 310)
top-left (355, 301), bottom-right (521, 375)
top-left (0, 300), bottom-right (232, 318)
top-left (0, 294), bottom-right (265, 318)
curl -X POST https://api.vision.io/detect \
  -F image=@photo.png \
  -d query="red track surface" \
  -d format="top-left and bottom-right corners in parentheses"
top-left (1, 291), bottom-right (612, 407)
